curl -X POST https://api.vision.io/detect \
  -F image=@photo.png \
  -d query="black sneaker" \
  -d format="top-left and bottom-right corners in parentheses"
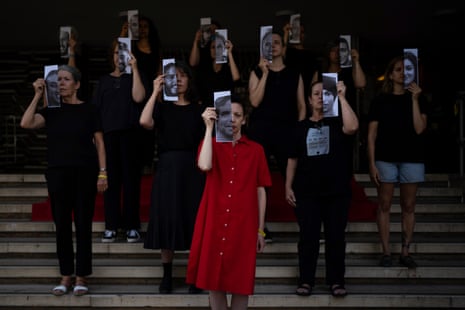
top-left (126, 229), bottom-right (141, 243)
top-left (399, 255), bottom-right (417, 268)
top-left (101, 230), bottom-right (116, 243)
top-left (263, 227), bottom-right (273, 243)
top-left (188, 284), bottom-right (203, 294)
top-left (379, 255), bottom-right (392, 267)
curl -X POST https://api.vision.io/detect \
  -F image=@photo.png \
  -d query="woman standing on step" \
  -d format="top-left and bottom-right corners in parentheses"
top-left (367, 55), bottom-right (429, 269)
top-left (140, 60), bottom-right (205, 294)
top-left (285, 80), bottom-right (358, 297)
top-left (20, 65), bottom-right (107, 296)
top-left (187, 96), bottom-right (271, 309)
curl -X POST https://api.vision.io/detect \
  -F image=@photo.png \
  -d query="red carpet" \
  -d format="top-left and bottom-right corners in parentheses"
top-left (31, 173), bottom-right (377, 222)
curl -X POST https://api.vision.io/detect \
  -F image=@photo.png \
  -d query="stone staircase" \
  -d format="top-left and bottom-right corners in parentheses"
top-left (0, 173), bottom-right (465, 309)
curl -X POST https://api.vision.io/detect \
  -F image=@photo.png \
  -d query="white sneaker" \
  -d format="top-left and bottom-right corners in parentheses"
top-left (126, 229), bottom-right (141, 243)
top-left (101, 230), bottom-right (116, 243)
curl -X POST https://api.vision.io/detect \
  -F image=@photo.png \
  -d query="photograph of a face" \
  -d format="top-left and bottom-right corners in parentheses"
top-left (339, 35), bottom-right (352, 68)
top-left (403, 48), bottom-right (419, 88)
top-left (117, 37), bottom-right (132, 74)
top-left (44, 64), bottom-right (60, 108)
top-left (322, 73), bottom-right (338, 118)
top-left (215, 29), bottom-right (228, 64)
top-left (214, 90), bottom-right (232, 142)
top-left (260, 25), bottom-right (273, 63)
top-left (163, 58), bottom-right (178, 102)
top-left (200, 17), bottom-right (212, 48)
top-left (127, 9), bottom-right (139, 40)
top-left (289, 14), bottom-right (301, 44)
top-left (59, 26), bottom-right (71, 59)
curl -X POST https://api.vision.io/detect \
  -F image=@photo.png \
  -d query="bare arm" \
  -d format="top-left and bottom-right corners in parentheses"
top-left (189, 30), bottom-right (202, 67)
top-left (338, 81), bottom-right (359, 135)
top-left (285, 158), bottom-right (298, 207)
top-left (140, 75), bottom-right (163, 129)
top-left (130, 53), bottom-right (146, 103)
top-left (256, 186), bottom-right (267, 253)
top-left (296, 75), bottom-right (306, 120)
top-left (197, 107), bottom-right (216, 171)
top-left (20, 79), bottom-right (46, 129)
top-left (409, 83), bottom-right (427, 134)
top-left (94, 131), bottom-right (107, 193)
top-left (226, 40), bottom-right (240, 82)
top-left (67, 36), bottom-right (77, 68)
top-left (367, 121), bottom-right (380, 187)
top-left (248, 58), bottom-right (269, 107)
top-left (351, 49), bottom-right (366, 89)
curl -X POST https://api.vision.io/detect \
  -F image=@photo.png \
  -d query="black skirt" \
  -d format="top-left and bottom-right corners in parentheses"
top-left (144, 150), bottom-right (205, 250)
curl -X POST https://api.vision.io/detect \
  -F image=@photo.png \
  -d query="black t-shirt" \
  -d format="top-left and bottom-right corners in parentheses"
top-left (38, 102), bottom-right (101, 168)
top-left (368, 92), bottom-right (429, 163)
top-left (153, 101), bottom-right (205, 154)
top-left (288, 116), bottom-right (353, 197)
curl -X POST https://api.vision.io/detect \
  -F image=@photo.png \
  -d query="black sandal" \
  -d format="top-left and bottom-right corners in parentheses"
top-left (330, 284), bottom-right (347, 297)
top-left (295, 283), bottom-right (312, 296)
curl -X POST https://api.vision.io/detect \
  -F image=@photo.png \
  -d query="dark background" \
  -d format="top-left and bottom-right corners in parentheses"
top-left (1, 0), bottom-right (464, 173)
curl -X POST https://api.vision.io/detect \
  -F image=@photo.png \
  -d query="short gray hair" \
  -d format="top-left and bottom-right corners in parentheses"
top-left (58, 65), bottom-right (82, 82)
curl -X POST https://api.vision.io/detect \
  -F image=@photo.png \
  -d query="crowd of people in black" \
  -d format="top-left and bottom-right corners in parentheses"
top-left (19, 11), bottom-right (430, 309)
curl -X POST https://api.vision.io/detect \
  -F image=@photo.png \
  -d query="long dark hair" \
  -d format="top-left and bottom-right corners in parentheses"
top-left (174, 60), bottom-right (199, 103)
top-left (381, 56), bottom-right (403, 94)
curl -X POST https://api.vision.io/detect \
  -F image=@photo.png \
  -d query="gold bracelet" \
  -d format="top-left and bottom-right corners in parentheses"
top-left (98, 174), bottom-right (107, 179)
top-left (258, 229), bottom-right (266, 237)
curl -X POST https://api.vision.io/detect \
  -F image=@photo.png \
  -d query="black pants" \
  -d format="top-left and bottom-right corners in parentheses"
top-left (294, 195), bottom-right (350, 286)
top-left (46, 167), bottom-right (97, 277)
top-left (103, 129), bottom-right (142, 231)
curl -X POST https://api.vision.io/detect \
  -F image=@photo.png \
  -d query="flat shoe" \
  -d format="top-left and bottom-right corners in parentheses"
top-left (399, 255), bottom-right (418, 268)
top-left (330, 284), bottom-right (347, 297)
top-left (295, 284), bottom-right (312, 296)
top-left (52, 284), bottom-right (70, 296)
top-left (73, 284), bottom-right (89, 296)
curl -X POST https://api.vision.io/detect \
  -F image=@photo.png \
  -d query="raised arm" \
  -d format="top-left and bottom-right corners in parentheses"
top-left (130, 53), bottom-right (146, 103)
top-left (20, 78), bottom-right (46, 129)
top-left (197, 107), bottom-right (216, 171)
top-left (248, 58), bottom-right (269, 107)
top-left (140, 75), bottom-right (163, 129)
top-left (409, 83), bottom-right (427, 134)
top-left (351, 49), bottom-right (366, 89)
top-left (226, 40), bottom-right (240, 82)
top-left (189, 30), bottom-right (202, 67)
top-left (338, 81), bottom-right (359, 135)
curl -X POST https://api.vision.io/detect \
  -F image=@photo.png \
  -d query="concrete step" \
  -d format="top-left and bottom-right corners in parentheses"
top-left (1, 221), bottom-right (465, 235)
top-left (1, 240), bottom-right (464, 255)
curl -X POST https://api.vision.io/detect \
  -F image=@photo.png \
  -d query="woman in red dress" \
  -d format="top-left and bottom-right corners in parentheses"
top-left (187, 97), bottom-right (272, 309)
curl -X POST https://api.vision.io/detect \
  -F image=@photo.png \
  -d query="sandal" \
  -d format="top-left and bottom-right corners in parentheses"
top-left (295, 283), bottom-right (312, 296)
top-left (330, 284), bottom-right (347, 297)
top-left (52, 284), bottom-right (71, 296)
top-left (73, 278), bottom-right (89, 296)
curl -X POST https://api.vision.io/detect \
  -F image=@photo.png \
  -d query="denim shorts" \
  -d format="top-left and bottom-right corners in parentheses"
top-left (375, 161), bottom-right (425, 183)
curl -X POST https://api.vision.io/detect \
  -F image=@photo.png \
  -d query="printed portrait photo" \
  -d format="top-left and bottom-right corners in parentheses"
top-left (59, 26), bottom-right (71, 59)
top-left (339, 35), bottom-right (352, 68)
top-left (163, 58), bottom-right (178, 101)
top-left (403, 48), bottom-right (419, 88)
top-left (215, 29), bottom-right (228, 64)
top-left (44, 64), bottom-right (60, 108)
top-left (214, 90), bottom-right (232, 142)
top-left (260, 25), bottom-right (273, 63)
top-left (200, 17), bottom-right (212, 48)
top-left (289, 14), bottom-right (301, 44)
top-left (127, 10), bottom-right (139, 40)
top-left (322, 73), bottom-right (339, 117)
top-left (117, 37), bottom-right (132, 74)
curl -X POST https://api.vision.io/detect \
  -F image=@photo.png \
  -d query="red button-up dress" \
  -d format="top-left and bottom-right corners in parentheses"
top-left (186, 135), bottom-right (272, 295)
